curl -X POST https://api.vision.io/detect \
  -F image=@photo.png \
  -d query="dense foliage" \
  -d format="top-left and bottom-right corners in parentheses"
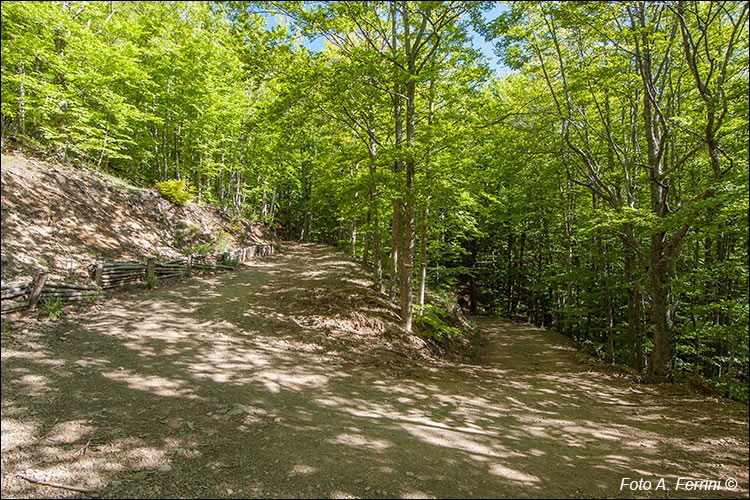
top-left (2, 1), bottom-right (747, 399)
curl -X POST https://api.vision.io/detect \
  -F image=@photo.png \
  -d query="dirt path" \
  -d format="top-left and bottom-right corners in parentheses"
top-left (2, 243), bottom-right (748, 499)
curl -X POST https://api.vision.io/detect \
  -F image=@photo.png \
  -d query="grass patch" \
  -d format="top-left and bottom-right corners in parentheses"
top-left (38, 297), bottom-right (64, 319)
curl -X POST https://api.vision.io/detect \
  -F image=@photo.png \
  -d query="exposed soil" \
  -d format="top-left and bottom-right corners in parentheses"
top-left (2, 243), bottom-right (748, 499)
top-left (1, 149), bottom-right (275, 284)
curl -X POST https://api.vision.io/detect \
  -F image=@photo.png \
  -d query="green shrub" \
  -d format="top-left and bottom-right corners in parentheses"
top-left (215, 231), bottom-right (233, 252)
top-left (146, 273), bottom-right (158, 289)
top-left (38, 297), bottom-right (64, 319)
top-left (415, 304), bottom-right (463, 342)
top-left (85, 290), bottom-right (104, 304)
top-left (156, 179), bottom-right (194, 206)
top-left (223, 257), bottom-right (239, 269)
top-left (710, 376), bottom-right (749, 404)
top-left (193, 242), bottom-right (215, 254)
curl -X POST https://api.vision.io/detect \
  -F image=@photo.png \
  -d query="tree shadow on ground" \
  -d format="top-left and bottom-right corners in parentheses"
top-left (2, 244), bottom-right (748, 499)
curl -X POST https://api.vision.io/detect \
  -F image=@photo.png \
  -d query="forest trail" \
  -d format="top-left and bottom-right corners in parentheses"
top-left (2, 243), bottom-right (748, 499)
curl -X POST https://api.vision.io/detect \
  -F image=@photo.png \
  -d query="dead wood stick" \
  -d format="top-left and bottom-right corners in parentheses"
top-left (16, 473), bottom-right (94, 493)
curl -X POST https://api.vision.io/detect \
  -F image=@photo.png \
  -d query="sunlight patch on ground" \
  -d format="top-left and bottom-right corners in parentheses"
top-left (42, 419), bottom-right (93, 446)
top-left (329, 432), bottom-right (393, 451)
top-left (15, 374), bottom-right (53, 397)
top-left (291, 464), bottom-right (319, 475)
top-left (488, 462), bottom-right (540, 483)
top-left (102, 370), bottom-right (200, 399)
top-left (400, 489), bottom-right (435, 499)
top-left (1, 419), bottom-right (39, 453)
top-left (400, 423), bottom-right (508, 458)
top-left (257, 370), bottom-right (330, 393)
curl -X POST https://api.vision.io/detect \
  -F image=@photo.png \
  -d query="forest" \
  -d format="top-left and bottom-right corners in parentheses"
top-left (1, 0), bottom-right (748, 400)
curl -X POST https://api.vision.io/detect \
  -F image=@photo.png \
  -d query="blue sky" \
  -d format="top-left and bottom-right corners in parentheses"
top-left (263, 2), bottom-right (511, 77)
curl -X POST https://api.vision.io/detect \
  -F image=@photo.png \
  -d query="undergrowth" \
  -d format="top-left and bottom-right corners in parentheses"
top-left (415, 304), bottom-right (463, 342)
top-left (38, 297), bottom-right (64, 319)
top-left (156, 179), bottom-right (194, 206)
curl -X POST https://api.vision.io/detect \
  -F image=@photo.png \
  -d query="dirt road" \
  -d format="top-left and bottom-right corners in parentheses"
top-left (2, 243), bottom-right (748, 498)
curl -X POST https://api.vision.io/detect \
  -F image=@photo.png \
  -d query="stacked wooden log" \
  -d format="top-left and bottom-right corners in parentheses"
top-left (39, 281), bottom-right (99, 300)
top-left (155, 258), bottom-right (188, 279)
top-left (1, 279), bottom-right (99, 312)
top-left (99, 262), bottom-right (145, 289)
top-left (1, 280), bottom-right (32, 312)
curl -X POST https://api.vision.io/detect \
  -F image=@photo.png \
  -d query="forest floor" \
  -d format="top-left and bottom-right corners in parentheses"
top-left (2, 243), bottom-right (748, 499)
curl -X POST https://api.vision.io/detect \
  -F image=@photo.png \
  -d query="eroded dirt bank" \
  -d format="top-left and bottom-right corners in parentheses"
top-left (1, 150), bottom-right (275, 284)
top-left (2, 243), bottom-right (748, 499)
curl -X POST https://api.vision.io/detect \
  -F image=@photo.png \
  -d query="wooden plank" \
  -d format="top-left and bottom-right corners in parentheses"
top-left (94, 262), bottom-right (104, 287)
top-left (27, 274), bottom-right (48, 309)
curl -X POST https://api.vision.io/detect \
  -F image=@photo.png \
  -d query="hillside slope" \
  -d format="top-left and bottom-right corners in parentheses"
top-left (1, 149), bottom-right (276, 284)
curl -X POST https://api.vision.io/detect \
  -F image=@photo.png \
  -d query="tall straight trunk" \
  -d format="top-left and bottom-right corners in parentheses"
top-left (301, 158), bottom-right (313, 242)
top-left (648, 237), bottom-right (674, 382)
top-left (367, 122), bottom-right (383, 291)
top-left (469, 239), bottom-right (478, 316)
top-left (174, 124), bottom-right (181, 180)
top-left (349, 218), bottom-right (357, 259)
top-left (506, 232), bottom-right (514, 317)
top-left (362, 212), bottom-right (371, 267)
top-left (162, 125), bottom-right (169, 181)
top-left (389, 4), bottom-right (403, 304)
top-left (400, 3), bottom-right (418, 332)
top-left (419, 75), bottom-right (435, 314)
top-left (196, 154), bottom-right (202, 203)
top-left (19, 63), bottom-right (25, 135)
top-left (625, 251), bottom-right (644, 372)
top-left (418, 206), bottom-right (428, 314)
top-left (512, 232), bottom-right (526, 321)
top-left (634, 8), bottom-right (675, 382)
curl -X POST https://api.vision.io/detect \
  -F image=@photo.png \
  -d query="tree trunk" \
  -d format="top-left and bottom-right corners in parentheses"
top-left (625, 252), bottom-right (644, 372)
top-left (389, 4), bottom-right (403, 304)
top-left (418, 206), bottom-right (428, 314)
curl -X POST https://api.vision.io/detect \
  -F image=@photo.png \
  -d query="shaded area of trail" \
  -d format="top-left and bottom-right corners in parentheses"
top-left (2, 243), bottom-right (748, 499)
